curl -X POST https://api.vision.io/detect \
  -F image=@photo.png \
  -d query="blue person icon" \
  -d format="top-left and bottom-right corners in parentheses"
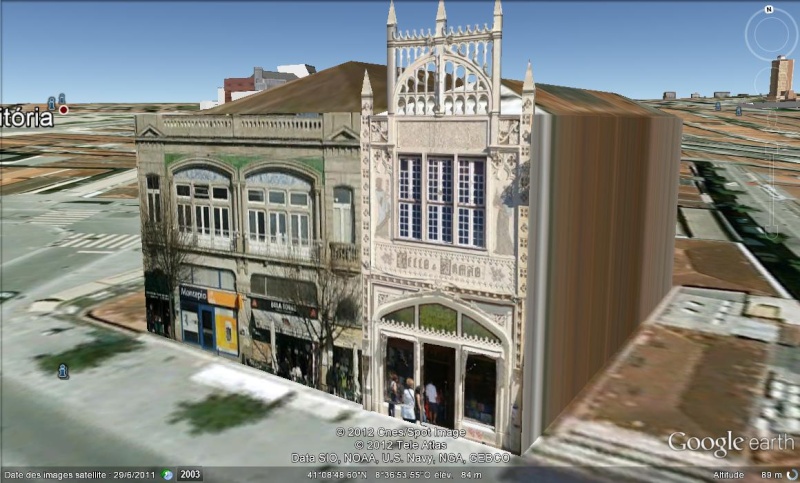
top-left (715, 102), bottom-right (721, 111)
top-left (48, 97), bottom-right (56, 111)
top-left (58, 363), bottom-right (70, 380)
top-left (58, 93), bottom-right (66, 105)
top-left (736, 106), bottom-right (742, 116)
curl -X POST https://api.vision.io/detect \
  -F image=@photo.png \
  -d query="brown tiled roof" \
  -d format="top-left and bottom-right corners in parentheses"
top-left (207, 62), bottom-right (388, 115)
top-left (206, 61), bottom-right (669, 117)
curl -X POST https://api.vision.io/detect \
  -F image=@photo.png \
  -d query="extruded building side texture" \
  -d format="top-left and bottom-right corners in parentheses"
top-left (133, 0), bottom-right (681, 455)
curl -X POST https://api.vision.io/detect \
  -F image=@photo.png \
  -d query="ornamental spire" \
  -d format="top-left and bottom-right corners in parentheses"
top-left (523, 60), bottom-right (535, 93)
top-left (387, 0), bottom-right (397, 26)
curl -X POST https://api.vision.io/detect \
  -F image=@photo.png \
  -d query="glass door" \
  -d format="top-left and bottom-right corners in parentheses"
top-left (199, 307), bottom-right (216, 351)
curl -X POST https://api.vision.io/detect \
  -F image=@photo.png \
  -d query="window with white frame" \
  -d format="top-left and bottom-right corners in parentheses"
top-left (333, 187), bottom-right (354, 243)
top-left (172, 168), bottom-right (233, 242)
top-left (145, 175), bottom-right (161, 223)
top-left (457, 158), bottom-right (485, 248)
top-left (245, 172), bottom-right (314, 249)
top-left (398, 157), bottom-right (422, 240)
top-left (397, 155), bottom-right (485, 248)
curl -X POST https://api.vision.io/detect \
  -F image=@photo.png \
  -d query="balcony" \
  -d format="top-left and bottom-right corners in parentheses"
top-left (329, 242), bottom-right (359, 272)
top-left (247, 237), bottom-right (322, 264)
top-left (194, 234), bottom-right (236, 253)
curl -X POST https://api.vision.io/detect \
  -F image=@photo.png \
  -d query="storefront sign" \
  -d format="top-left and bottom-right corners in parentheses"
top-left (251, 296), bottom-right (318, 320)
top-left (145, 291), bottom-right (170, 301)
top-left (179, 285), bottom-right (208, 303)
top-left (208, 289), bottom-right (238, 309)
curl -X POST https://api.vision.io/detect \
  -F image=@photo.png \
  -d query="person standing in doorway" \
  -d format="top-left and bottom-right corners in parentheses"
top-left (387, 373), bottom-right (399, 417)
top-left (415, 385), bottom-right (427, 425)
top-left (401, 378), bottom-right (416, 423)
top-left (425, 381), bottom-right (438, 425)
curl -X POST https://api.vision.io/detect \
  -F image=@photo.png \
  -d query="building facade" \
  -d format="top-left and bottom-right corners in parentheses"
top-left (360, 0), bottom-right (681, 455)
top-left (201, 64), bottom-right (317, 110)
top-left (135, 103), bottom-right (365, 397)
top-left (769, 55), bottom-right (796, 101)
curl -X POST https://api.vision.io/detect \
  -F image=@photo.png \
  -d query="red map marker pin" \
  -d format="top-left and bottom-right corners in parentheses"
top-left (59, 105), bottom-right (69, 115)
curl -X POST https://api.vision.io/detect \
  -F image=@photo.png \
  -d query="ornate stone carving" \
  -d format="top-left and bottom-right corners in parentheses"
top-left (498, 119), bottom-right (520, 145)
top-left (373, 149), bottom-right (391, 175)
top-left (374, 241), bottom-right (515, 293)
top-left (370, 121), bottom-right (388, 142)
top-left (397, 121), bottom-right (487, 150)
top-left (490, 151), bottom-right (517, 182)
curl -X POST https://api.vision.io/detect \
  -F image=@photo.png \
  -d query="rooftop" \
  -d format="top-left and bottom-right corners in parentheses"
top-left (206, 61), bottom-right (672, 117)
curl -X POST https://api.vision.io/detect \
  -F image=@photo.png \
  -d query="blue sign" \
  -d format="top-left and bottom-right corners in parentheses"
top-left (58, 93), bottom-right (66, 105)
top-left (715, 102), bottom-right (721, 111)
top-left (736, 106), bottom-right (742, 116)
top-left (47, 97), bottom-right (56, 110)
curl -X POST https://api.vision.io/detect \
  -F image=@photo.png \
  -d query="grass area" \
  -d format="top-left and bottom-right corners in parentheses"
top-left (169, 392), bottom-right (293, 435)
top-left (35, 332), bottom-right (143, 372)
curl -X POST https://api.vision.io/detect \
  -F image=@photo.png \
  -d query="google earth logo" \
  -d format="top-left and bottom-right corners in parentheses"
top-left (161, 469), bottom-right (173, 481)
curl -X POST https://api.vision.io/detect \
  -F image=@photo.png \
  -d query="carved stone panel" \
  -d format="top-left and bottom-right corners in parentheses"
top-left (370, 121), bottom-right (388, 142)
top-left (498, 119), bottom-right (520, 145)
top-left (396, 121), bottom-right (487, 150)
top-left (374, 242), bottom-right (515, 293)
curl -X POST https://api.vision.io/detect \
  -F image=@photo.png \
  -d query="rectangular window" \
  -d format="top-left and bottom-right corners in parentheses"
top-left (291, 213), bottom-right (310, 246)
top-left (195, 206), bottom-right (211, 235)
top-left (146, 176), bottom-right (160, 190)
top-left (214, 206), bottom-right (230, 238)
top-left (290, 193), bottom-right (308, 207)
top-left (177, 204), bottom-right (192, 233)
top-left (269, 212), bottom-right (288, 244)
top-left (212, 187), bottom-right (228, 200)
top-left (456, 159), bottom-right (485, 248)
top-left (248, 189), bottom-right (264, 203)
top-left (427, 158), bottom-right (453, 243)
top-left (268, 191), bottom-right (286, 205)
top-left (398, 157), bottom-right (422, 240)
top-left (194, 185), bottom-right (209, 199)
top-left (333, 187), bottom-right (354, 244)
top-left (248, 210), bottom-right (266, 242)
top-left (176, 184), bottom-right (191, 197)
top-left (147, 192), bottom-right (161, 224)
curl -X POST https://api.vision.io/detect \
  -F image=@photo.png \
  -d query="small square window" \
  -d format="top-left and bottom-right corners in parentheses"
top-left (194, 185), bottom-right (209, 199)
top-left (146, 176), bottom-right (160, 190)
top-left (290, 193), bottom-right (308, 206)
top-left (176, 185), bottom-right (190, 197)
top-left (248, 189), bottom-right (264, 202)
top-left (269, 191), bottom-right (286, 204)
top-left (212, 187), bottom-right (228, 200)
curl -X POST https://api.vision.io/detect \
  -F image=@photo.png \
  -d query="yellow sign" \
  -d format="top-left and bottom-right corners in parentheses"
top-left (208, 289), bottom-right (238, 309)
top-left (215, 307), bottom-right (238, 356)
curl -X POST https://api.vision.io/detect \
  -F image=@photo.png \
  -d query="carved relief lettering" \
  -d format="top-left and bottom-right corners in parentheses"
top-left (397, 121), bottom-right (487, 150)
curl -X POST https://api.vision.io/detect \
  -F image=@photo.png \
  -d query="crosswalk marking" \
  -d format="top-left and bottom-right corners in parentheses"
top-left (29, 210), bottom-right (99, 227)
top-left (52, 233), bottom-right (141, 251)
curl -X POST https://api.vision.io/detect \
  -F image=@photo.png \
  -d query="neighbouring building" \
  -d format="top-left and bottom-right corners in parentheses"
top-left (360, 0), bottom-right (680, 455)
top-left (714, 91), bottom-right (731, 99)
top-left (769, 55), bottom-right (796, 101)
top-left (690, 92), bottom-right (701, 99)
top-left (200, 64), bottom-right (317, 110)
top-left (137, 62), bottom-right (373, 400)
top-left (663, 91), bottom-right (676, 100)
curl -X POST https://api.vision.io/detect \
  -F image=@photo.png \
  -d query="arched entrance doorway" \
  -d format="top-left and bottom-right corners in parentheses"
top-left (373, 293), bottom-right (510, 446)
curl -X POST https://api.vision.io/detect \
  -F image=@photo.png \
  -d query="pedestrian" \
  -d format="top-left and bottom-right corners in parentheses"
top-left (387, 373), bottom-right (399, 417)
top-left (425, 381), bottom-right (438, 425)
top-left (415, 385), bottom-right (427, 425)
top-left (401, 378), bottom-right (416, 423)
top-left (327, 363), bottom-right (339, 395)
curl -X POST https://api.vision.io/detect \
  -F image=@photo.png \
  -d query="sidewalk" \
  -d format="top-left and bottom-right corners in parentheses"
top-left (86, 289), bottom-right (147, 332)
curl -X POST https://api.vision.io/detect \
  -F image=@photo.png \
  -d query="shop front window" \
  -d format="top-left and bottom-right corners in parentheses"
top-left (386, 338), bottom-right (414, 395)
top-left (463, 354), bottom-right (496, 427)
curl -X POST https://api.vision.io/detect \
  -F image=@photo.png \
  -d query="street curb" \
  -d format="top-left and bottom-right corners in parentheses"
top-left (83, 310), bottom-right (144, 336)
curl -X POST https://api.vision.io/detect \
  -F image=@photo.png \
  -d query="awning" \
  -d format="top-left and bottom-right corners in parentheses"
top-left (252, 308), bottom-right (320, 339)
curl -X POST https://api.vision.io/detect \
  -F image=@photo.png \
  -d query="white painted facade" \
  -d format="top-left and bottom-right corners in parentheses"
top-left (360, 0), bottom-right (534, 454)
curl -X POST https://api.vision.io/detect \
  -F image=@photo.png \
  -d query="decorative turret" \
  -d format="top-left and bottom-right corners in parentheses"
top-left (523, 60), bottom-right (535, 94)
top-left (493, 0), bottom-right (503, 32)
top-left (436, 0), bottom-right (447, 36)
top-left (362, 70), bottom-right (374, 98)
top-left (387, 0), bottom-right (397, 27)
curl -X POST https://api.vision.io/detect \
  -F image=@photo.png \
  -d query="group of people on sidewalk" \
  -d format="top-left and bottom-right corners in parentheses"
top-left (386, 372), bottom-right (444, 425)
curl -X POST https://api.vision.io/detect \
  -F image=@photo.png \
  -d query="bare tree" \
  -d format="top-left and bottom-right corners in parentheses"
top-left (140, 179), bottom-right (196, 337)
top-left (280, 251), bottom-right (361, 394)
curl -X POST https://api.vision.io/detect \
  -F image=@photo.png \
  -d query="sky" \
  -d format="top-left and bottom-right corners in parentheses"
top-left (1, 1), bottom-right (797, 103)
